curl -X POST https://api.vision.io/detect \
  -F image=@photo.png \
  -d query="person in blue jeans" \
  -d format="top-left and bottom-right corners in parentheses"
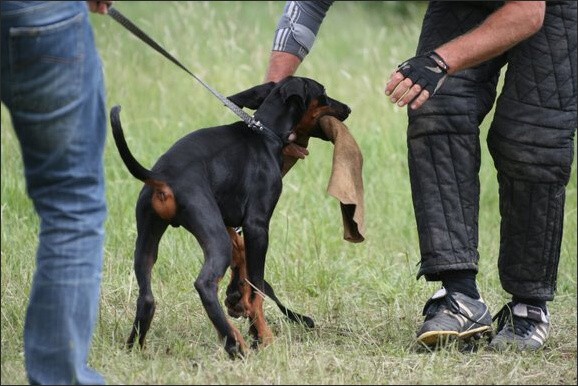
top-left (1, 1), bottom-right (112, 383)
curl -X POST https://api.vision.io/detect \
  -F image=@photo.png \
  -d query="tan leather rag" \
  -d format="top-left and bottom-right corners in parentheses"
top-left (319, 115), bottom-right (365, 243)
top-left (282, 115), bottom-right (365, 243)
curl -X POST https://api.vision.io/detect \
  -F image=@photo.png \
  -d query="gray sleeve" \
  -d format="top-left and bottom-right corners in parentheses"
top-left (271, 1), bottom-right (334, 60)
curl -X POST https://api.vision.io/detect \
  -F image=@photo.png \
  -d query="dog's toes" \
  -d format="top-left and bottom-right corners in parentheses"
top-left (224, 339), bottom-right (247, 360)
top-left (249, 334), bottom-right (274, 350)
top-left (227, 346), bottom-right (246, 360)
top-left (248, 324), bottom-right (274, 350)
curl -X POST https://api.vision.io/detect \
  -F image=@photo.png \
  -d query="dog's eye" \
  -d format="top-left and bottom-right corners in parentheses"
top-left (317, 94), bottom-right (328, 106)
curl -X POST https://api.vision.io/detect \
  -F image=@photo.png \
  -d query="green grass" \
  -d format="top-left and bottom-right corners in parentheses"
top-left (1, 1), bottom-right (576, 384)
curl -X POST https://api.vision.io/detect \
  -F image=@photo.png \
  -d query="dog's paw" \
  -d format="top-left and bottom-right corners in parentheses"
top-left (248, 323), bottom-right (274, 350)
top-left (224, 334), bottom-right (247, 360)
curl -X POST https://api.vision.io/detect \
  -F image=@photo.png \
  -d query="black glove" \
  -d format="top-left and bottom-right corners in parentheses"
top-left (396, 51), bottom-right (449, 96)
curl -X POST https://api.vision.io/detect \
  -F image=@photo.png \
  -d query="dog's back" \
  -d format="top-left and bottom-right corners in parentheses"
top-left (110, 109), bottom-right (284, 226)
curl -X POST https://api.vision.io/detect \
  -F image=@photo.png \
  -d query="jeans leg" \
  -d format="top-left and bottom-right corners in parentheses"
top-left (1, 2), bottom-right (107, 384)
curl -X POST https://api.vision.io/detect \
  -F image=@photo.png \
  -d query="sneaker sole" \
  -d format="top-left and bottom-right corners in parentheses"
top-left (417, 325), bottom-right (491, 346)
top-left (488, 337), bottom-right (546, 352)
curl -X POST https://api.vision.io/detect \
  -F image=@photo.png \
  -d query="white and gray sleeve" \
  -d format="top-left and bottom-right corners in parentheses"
top-left (271, 1), bottom-right (334, 60)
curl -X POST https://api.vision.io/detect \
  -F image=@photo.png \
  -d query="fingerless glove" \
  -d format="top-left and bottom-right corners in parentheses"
top-left (397, 51), bottom-right (449, 96)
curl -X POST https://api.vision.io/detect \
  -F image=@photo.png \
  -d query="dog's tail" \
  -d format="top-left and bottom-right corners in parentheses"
top-left (263, 280), bottom-right (315, 328)
top-left (110, 105), bottom-right (157, 182)
top-left (110, 105), bottom-right (177, 221)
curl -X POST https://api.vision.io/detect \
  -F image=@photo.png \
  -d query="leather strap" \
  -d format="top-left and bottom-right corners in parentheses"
top-left (108, 7), bottom-right (272, 135)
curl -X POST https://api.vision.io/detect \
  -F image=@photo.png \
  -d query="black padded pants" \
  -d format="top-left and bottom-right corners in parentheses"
top-left (408, 1), bottom-right (577, 301)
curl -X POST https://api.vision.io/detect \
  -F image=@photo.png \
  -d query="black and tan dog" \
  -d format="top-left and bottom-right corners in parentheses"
top-left (110, 76), bottom-right (350, 359)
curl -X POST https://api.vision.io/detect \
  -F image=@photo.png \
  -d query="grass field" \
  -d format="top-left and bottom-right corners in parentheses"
top-left (1, 2), bottom-right (576, 384)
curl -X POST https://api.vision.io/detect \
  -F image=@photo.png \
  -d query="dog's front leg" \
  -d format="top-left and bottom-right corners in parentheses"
top-left (242, 226), bottom-right (274, 348)
top-left (225, 227), bottom-right (248, 319)
top-left (245, 292), bottom-right (272, 349)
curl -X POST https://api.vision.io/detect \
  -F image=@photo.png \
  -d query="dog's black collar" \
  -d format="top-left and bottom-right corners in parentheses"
top-left (248, 118), bottom-right (265, 132)
top-left (249, 117), bottom-right (287, 146)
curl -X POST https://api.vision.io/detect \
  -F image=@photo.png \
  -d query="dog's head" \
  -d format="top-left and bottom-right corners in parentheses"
top-left (228, 76), bottom-right (351, 145)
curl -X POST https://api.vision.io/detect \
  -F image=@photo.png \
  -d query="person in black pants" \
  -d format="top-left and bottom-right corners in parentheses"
top-left (265, 1), bottom-right (577, 350)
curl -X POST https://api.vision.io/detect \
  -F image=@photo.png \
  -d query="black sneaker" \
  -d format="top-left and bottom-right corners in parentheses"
top-left (417, 288), bottom-right (492, 346)
top-left (489, 302), bottom-right (550, 351)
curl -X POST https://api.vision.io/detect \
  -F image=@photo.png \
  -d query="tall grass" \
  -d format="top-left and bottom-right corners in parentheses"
top-left (2, 2), bottom-right (576, 384)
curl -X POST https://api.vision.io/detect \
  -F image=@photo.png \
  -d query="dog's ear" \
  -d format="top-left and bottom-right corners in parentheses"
top-left (278, 77), bottom-right (307, 112)
top-left (227, 81), bottom-right (276, 110)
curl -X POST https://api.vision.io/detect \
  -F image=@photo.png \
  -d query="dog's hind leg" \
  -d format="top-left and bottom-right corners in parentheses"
top-left (127, 196), bottom-right (168, 350)
top-left (245, 292), bottom-right (274, 349)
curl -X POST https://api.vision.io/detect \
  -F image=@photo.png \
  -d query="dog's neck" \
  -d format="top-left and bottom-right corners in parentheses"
top-left (247, 119), bottom-right (286, 147)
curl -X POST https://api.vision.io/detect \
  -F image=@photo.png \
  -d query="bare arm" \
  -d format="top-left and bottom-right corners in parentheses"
top-left (265, 52), bottom-right (302, 83)
top-left (437, 1), bottom-right (545, 74)
top-left (264, 1), bottom-right (333, 83)
top-left (385, 1), bottom-right (546, 110)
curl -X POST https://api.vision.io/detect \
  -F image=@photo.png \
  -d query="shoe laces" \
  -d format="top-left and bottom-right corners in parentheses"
top-left (422, 291), bottom-right (480, 325)
top-left (492, 302), bottom-right (539, 337)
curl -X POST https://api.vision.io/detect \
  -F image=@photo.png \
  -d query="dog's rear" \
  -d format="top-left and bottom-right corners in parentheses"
top-left (110, 106), bottom-right (177, 221)
top-left (112, 76), bottom-right (350, 359)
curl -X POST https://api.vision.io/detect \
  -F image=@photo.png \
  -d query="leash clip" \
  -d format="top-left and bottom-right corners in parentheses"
top-left (248, 118), bottom-right (264, 131)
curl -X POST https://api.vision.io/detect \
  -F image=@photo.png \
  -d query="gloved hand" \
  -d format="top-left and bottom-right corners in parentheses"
top-left (396, 51), bottom-right (449, 96)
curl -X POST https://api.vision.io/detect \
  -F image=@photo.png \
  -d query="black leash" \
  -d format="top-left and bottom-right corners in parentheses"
top-left (107, 6), bottom-right (269, 134)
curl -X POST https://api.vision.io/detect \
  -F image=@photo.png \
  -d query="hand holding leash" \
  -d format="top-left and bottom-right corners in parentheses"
top-left (87, 1), bottom-right (113, 14)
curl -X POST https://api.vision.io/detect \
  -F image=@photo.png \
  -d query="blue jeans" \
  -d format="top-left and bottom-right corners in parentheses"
top-left (1, 2), bottom-right (107, 384)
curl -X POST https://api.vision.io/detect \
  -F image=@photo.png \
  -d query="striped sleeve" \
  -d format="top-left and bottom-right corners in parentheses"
top-left (271, 1), bottom-right (334, 60)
